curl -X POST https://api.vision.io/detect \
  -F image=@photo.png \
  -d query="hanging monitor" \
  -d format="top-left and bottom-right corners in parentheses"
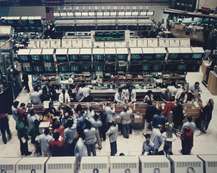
top-left (56, 49), bottom-right (68, 62)
top-left (42, 49), bottom-right (54, 62)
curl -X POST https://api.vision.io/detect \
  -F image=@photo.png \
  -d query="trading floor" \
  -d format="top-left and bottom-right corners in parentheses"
top-left (0, 72), bottom-right (216, 157)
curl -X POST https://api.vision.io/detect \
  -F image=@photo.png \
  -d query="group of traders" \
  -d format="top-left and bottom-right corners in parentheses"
top-left (0, 81), bottom-right (214, 159)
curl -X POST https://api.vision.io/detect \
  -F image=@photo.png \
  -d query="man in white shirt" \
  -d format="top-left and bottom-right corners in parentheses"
top-left (77, 85), bottom-right (91, 102)
top-left (104, 102), bottom-right (115, 124)
top-left (59, 89), bottom-right (70, 104)
top-left (114, 88), bottom-right (124, 103)
top-left (36, 128), bottom-right (53, 156)
top-left (30, 86), bottom-right (42, 105)
top-left (190, 82), bottom-right (201, 97)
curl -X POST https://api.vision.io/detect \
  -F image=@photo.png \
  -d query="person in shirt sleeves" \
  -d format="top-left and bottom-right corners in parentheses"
top-left (30, 86), bottom-right (42, 105)
top-left (59, 89), bottom-right (70, 105)
top-left (142, 133), bottom-right (154, 155)
top-left (36, 128), bottom-right (53, 156)
top-left (84, 121), bottom-right (97, 156)
top-left (114, 88), bottom-right (124, 104)
top-left (106, 122), bottom-right (118, 156)
top-left (49, 132), bottom-right (64, 156)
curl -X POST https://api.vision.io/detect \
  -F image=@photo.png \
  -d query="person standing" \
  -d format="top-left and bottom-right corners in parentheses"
top-left (181, 117), bottom-right (196, 155)
top-left (16, 115), bottom-right (31, 155)
top-left (172, 101), bottom-right (184, 131)
top-left (106, 122), bottom-right (118, 156)
top-left (49, 132), bottom-right (64, 156)
top-left (64, 119), bottom-right (77, 156)
top-left (120, 107), bottom-right (131, 138)
top-left (74, 133), bottom-right (87, 173)
top-left (11, 100), bottom-right (19, 123)
top-left (22, 73), bottom-right (30, 93)
top-left (30, 86), bottom-right (42, 105)
top-left (0, 112), bottom-right (12, 144)
top-left (88, 114), bottom-right (102, 150)
top-left (36, 128), bottom-right (53, 156)
top-left (59, 89), bottom-right (70, 105)
top-left (201, 99), bottom-right (214, 133)
top-left (84, 122), bottom-right (97, 156)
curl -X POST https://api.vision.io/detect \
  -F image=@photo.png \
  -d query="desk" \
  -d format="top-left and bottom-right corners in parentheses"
top-left (208, 71), bottom-right (217, 95)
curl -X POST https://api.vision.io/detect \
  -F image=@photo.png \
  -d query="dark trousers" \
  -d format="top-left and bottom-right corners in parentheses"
top-left (0, 117), bottom-right (11, 144)
top-left (23, 81), bottom-right (30, 92)
top-left (110, 141), bottom-right (117, 156)
top-left (181, 139), bottom-right (193, 155)
top-left (65, 141), bottom-right (76, 156)
top-left (19, 137), bottom-right (29, 155)
top-left (86, 143), bottom-right (96, 156)
top-left (122, 124), bottom-right (130, 138)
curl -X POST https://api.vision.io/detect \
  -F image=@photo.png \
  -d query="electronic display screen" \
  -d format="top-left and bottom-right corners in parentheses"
top-left (93, 55), bottom-right (105, 61)
top-left (58, 64), bottom-right (69, 73)
top-left (19, 55), bottom-right (29, 62)
top-left (69, 55), bottom-right (79, 61)
top-left (143, 54), bottom-right (154, 60)
top-left (70, 64), bottom-right (79, 72)
top-left (155, 53), bottom-right (166, 60)
top-left (131, 54), bottom-right (143, 61)
top-left (31, 55), bottom-right (41, 62)
top-left (152, 64), bottom-right (163, 72)
top-left (79, 55), bottom-right (91, 61)
top-left (94, 64), bottom-right (104, 72)
top-left (43, 55), bottom-right (54, 62)
top-left (44, 63), bottom-right (56, 72)
top-left (32, 65), bottom-right (44, 73)
top-left (168, 54), bottom-right (178, 60)
top-left (106, 55), bottom-right (116, 61)
top-left (143, 64), bottom-right (151, 72)
top-left (117, 54), bottom-right (128, 61)
top-left (192, 53), bottom-right (202, 60)
top-left (56, 55), bottom-right (68, 62)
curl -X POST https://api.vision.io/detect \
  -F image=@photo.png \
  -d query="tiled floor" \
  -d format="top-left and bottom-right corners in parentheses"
top-left (0, 72), bottom-right (217, 157)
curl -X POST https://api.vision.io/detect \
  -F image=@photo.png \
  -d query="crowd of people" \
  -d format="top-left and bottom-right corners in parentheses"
top-left (0, 81), bottom-right (214, 160)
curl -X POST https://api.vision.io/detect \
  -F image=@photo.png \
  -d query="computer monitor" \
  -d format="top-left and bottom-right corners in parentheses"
top-left (131, 54), bottom-right (143, 61)
top-left (69, 55), bottom-right (79, 61)
top-left (43, 55), bottom-right (54, 62)
top-left (58, 64), bottom-right (70, 73)
top-left (129, 64), bottom-right (143, 73)
top-left (80, 63), bottom-right (92, 72)
top-left (192, 53), bottom-right (203, 60)
top-left (79, 54), bottom-right (91, 61)
top-left (31, 55), bottom-right (41, 62)
top-left (93, 55), bottom-right (105, 61)
top-left (19, 55), bottom-right (29, 62)
top-left (94, 64), bottom-right (104, 72)
top-left (142, 64), bottom-right (151, 72)
top-left (168, 54), bottom-right (178, 60)
top-left (155, 53), bottom-right (166, 60)
top-left (70, 64), bottom-right (80, 73)
top-left (32, 65), bottom-right (44, 73)
top-left (117, 54), bottom-right (128, 61)
top-left (44, 62), bottom-right (56, 73)
top-left (152, 63), bottom-right (163, 72)
top-left (105, 54), bottom-right (116, 61)
top-left (143, 54), bottom-right (154, 60)
top-left (56, 55), bottom-right (68, 62)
